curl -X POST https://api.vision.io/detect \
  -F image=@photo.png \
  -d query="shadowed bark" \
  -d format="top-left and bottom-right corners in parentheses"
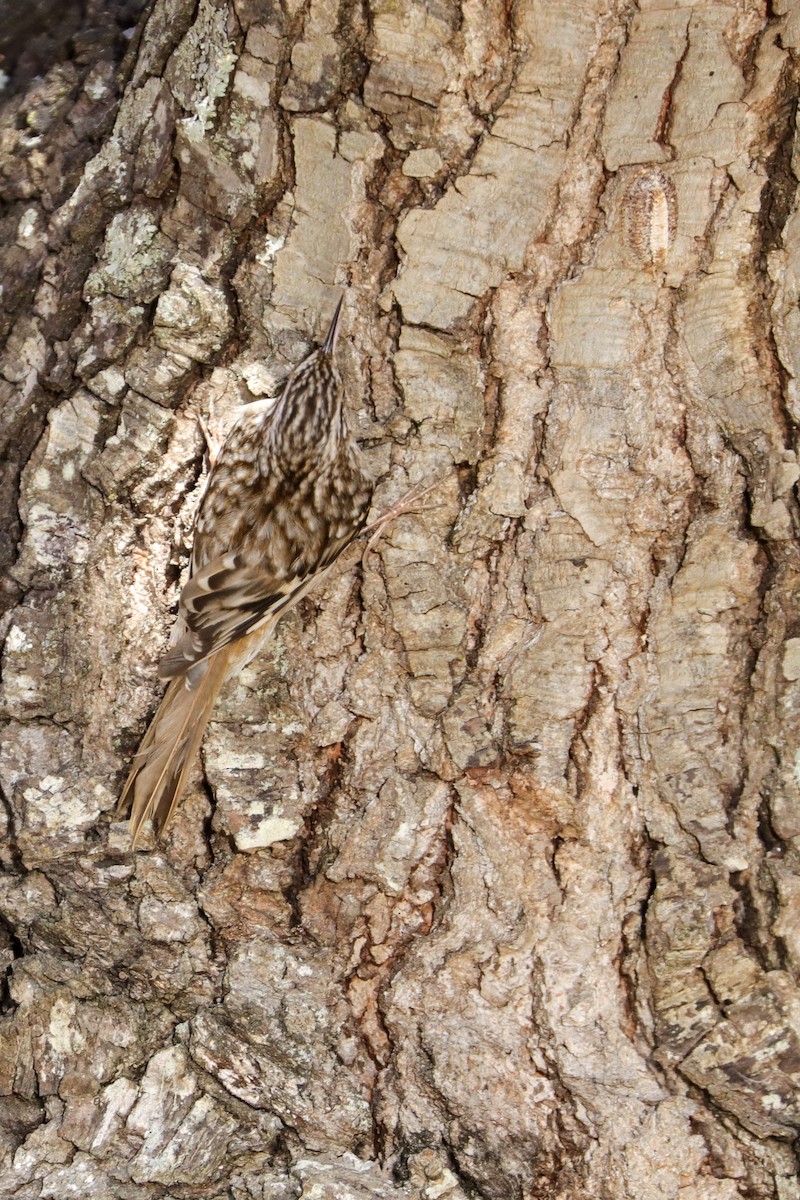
top-left (0, 1), bottom-right (799, 1197)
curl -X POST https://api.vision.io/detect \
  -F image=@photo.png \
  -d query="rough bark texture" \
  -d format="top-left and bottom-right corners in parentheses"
top-left (1, 0), bottom-right (799, 1197)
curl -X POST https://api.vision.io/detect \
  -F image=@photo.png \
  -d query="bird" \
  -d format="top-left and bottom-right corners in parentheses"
top-left (118, 296), bottom-right (373, 847)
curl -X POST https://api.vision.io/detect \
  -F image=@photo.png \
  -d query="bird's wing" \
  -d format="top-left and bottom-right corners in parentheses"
top-left (158, 522), bottom-right (360, 682)
top-left (158, 553), bottom-right (302, 680)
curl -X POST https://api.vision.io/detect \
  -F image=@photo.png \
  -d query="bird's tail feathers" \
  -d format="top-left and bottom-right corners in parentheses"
top-left (118, 649), bottom-right (231, 847)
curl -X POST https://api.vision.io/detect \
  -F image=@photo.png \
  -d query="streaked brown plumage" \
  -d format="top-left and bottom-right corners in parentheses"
top-left (119, 297), bottom-right (372, 846)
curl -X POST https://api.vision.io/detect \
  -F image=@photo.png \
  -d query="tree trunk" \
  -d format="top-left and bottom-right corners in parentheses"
top-left (1, 0), bottom-right (799, 1197)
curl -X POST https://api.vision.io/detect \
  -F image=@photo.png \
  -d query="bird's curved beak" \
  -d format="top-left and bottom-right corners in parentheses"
top-left (322, 294), bottom-right (344, 356)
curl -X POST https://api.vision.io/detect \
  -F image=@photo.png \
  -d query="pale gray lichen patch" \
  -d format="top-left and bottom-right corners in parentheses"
top-left (165, 0), bottom-right (238, 142)
top-left (84, 204), bottom-right (176, 304)
top-left (154, 263), bottom-right (233, 361)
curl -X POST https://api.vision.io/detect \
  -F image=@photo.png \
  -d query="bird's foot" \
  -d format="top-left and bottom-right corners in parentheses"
top-left (362, 477), bottom-right (445, 564)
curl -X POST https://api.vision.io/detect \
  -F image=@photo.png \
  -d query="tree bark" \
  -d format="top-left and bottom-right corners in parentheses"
top-left (1, 0), bottom-right (799, 1197)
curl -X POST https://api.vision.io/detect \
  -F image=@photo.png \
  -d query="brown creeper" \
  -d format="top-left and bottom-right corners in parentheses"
top-left (119, 297), bottom-right (372, 846)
